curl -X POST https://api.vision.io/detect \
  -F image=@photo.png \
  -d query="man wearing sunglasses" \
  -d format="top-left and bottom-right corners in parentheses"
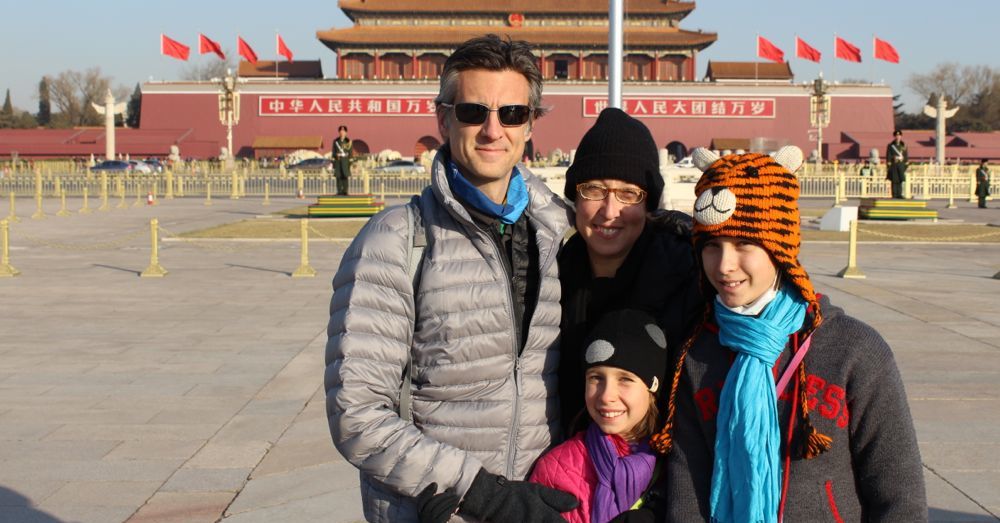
top-left (326, 35), bottom-right (576, 522)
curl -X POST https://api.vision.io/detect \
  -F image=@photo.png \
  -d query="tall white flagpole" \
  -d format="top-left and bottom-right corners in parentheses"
top-left (609, 0), bottom-right (623, 109)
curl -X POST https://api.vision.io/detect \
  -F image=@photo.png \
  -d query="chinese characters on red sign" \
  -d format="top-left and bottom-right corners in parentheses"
top-left (583, 97), bottom-right (776, 118)
top-left (259, 96), bottom-right (437, 116)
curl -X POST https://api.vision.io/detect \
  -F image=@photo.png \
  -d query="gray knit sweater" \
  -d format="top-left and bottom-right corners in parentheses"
top-left (664, 296), bottom-right (927, 522)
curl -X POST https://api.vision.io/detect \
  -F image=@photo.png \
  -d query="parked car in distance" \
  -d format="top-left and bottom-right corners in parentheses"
top-left (374, 159), bottom-right (426, 174)
top-left (129, 161), bottom-right (154, 174)
top-left (143, 158), bottom-right (165, 173)
top-left (287, 158), bottom-right (332, 171)
top-left (89, 160), bottom-right (132, 172)
top-left (674, 156), bottom-right (694, 168)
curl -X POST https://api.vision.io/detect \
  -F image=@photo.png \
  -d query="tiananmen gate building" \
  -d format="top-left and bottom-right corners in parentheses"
top-left (5, 0), bottom-right (908, 162)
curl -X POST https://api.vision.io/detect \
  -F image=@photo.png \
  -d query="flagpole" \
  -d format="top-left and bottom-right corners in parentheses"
top-left (832, 33), bottom-right (837, 83)
top-left (755, 34), bottom-right (759, 85)
top-left (609, 0), bottom-right (623, 109)
top-left (275, 32), bottom-right (279, 79)
top-left (870, 34), bottom-right (875, 84)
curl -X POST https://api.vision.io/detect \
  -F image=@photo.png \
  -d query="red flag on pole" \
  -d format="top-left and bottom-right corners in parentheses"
top-left (757, 36), bottom-right (784, 63)
top-left (199, 34), bottom-right (225, 60)
top-left (277, 34), bottom-right (294, 62)
top-left (795, 37), bottom-right (821, 62)
top-left (161, 34), bottom-right (190, 61)
top-left (874, 37), bottom-right (900, 63)
top-left (238, 36), bottom-right (258, 64)
top-left (835, 36), bottom-right (862, 63)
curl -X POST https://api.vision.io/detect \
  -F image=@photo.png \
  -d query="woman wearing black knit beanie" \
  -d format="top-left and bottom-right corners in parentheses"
top-left (557, 108), bottom-right (703, 453)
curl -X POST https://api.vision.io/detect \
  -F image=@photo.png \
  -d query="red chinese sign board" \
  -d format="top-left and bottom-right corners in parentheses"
top-left (583, 97), bottom-right (776, 118)
top-left (259, 96), bottom-right (437, 116)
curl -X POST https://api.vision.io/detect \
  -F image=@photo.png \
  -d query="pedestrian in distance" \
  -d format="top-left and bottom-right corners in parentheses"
top-left (886, 129), bottom-right (908, 199)
top-left (654, 146), bottom-right (927, 522)
top-left (976, 158), bottom-right (991, 208)
top-left (333, 125), bottom-right (352, 195)
top-left (529, 309), bottom-right (668, 523)
top-left (858, 159), bottom-right (872, 177)
top-left (326, 34), bottom-right (576, 523)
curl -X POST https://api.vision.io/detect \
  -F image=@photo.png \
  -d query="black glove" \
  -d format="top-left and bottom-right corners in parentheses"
top-left (609, 507), bottom-right (656, 523)
top-left (459, 468), bottom-right (579, 523)
top-left (415, 482), bottom-right (460, 523)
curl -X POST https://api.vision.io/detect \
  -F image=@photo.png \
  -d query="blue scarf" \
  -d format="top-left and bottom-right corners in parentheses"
top-left (446, 160), bottom-right (529, 225)
top-left (709, 285), bottom-right (807, 523)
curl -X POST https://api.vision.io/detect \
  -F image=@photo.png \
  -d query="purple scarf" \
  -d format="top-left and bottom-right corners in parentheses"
top-left (585, 423), bottom-right (657, 523)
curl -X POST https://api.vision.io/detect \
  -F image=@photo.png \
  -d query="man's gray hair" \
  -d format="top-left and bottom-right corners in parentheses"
top-left (435, 34), bottom-right (548, 120)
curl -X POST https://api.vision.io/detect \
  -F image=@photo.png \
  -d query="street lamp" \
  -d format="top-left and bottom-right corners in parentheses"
top-left (218, 69), bottom-right (241, 170)
top-left (810, 76), bottom-right (831, 170)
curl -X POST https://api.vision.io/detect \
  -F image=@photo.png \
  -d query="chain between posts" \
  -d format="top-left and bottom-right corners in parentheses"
top-left (855, 226), bottom-right (1000, 242)
top-left (13, 227), bottom-right (149, 251)
top-left (155, 225), bottom-right (273, 253)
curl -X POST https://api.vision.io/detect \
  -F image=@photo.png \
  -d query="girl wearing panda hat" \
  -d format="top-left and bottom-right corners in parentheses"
top-left (530, 309), bottom-right (668, 523)
top-left (651, 147), bottom-right (926, 522)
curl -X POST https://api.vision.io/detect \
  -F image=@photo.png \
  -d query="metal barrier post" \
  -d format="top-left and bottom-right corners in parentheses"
top-left (117, 179), bottom-right (127, 209)
top-left (7, 192), bottom-right (19, 222)
top-left (291, 218), bottom-right (317, 278)
top-left (363, 169), bottom-right (370, 195)
top-left (165, 170), bottom-right (174, 199)
top-left (321, 179), bottom-right (327, 196)
top-left (833, 161), bottom-right (843, 206)
top-left (263, 181), bottom-right (270, 206)
top-left (380, 181), bottom-right (385, 202)
top-left (0, 219), bottom-right (19, 277)
top-left (32, 191), bottom-right (46, 219)
top-left (140, 218), bottom-right (168, 278)
top-left (99, 173), bottom-right (110, 211)
top-left (230, 172), bottom-right (239, 199)
top-left (836, 220), bottom-right (866, 279)
top-left (80, 186), bottom-right (92, 214)
top-left (132, 182), bottom-right (143, 207)
top-left (204, 180), bottom-right (212, 206)
top-left (57, 190), bottom-right (71, 217)
top-left (296, 171), bottom-right (305, 199)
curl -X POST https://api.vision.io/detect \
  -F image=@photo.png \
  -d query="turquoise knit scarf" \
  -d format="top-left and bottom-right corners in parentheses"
top-left (709, 285), bottom-right (807, 523)
top-left (446, 160), bottom-right (529, 225)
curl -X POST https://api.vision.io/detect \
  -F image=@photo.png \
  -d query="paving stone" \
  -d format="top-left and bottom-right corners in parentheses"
top-left (127, 491), bottom-right (235, 523)
top-left (104, 439), bottom-right (206, 461)
top-left (42, 480), bottom-right (161, 507)
top-left (160, 468), bottom-right (251, 493)
top-left (185, 441), bottom-right (271, 470)
top-left (17, 504), bottom-right (136, 523)
top-left (226, 462), bottom-right (358, 515)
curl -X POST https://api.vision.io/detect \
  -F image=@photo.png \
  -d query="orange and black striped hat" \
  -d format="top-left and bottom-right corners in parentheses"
top-left (650, 146), bottom-right (832, 459)
top-left (689, 146), bottom-right (815, 306)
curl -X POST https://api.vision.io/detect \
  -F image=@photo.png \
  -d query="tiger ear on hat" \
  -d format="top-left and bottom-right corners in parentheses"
top-left (772, 145), bottom-right (804, 173)
top-left (691, 147), bottom-right (720, 172)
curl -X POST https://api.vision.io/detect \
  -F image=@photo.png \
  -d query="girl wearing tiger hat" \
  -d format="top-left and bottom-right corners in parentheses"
top-left (651, 146), bottom-right (926, 522)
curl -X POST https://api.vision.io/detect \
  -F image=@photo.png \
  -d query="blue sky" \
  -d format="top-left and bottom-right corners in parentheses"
top-left (2, 0), bottom-right (997, 114)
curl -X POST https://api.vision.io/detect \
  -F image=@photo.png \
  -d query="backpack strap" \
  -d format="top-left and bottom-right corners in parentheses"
top-left (400, 195), bottom-right (426, 423)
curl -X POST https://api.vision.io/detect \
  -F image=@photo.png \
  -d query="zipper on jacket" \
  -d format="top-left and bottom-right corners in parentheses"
top-left (477, 222), bottom-right (523, 478)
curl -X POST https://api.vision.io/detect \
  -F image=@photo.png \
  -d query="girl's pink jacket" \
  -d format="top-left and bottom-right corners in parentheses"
top-left (529, 431), bottom-right (632, 523)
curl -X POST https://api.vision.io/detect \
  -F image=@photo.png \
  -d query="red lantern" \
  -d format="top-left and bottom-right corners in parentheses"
top-left (508, 13), bottom-right (524, 27)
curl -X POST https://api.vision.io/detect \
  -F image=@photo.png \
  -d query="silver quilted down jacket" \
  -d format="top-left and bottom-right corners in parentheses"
top-left (325, 150), bottom-right (572, 522)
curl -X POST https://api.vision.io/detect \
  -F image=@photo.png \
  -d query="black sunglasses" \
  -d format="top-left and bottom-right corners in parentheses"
top-left (439, 102), bottom-right (533, 127)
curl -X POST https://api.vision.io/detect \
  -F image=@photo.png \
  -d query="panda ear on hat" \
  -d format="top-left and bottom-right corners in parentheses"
top-left (691, 147), bottom-right (720, 172)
